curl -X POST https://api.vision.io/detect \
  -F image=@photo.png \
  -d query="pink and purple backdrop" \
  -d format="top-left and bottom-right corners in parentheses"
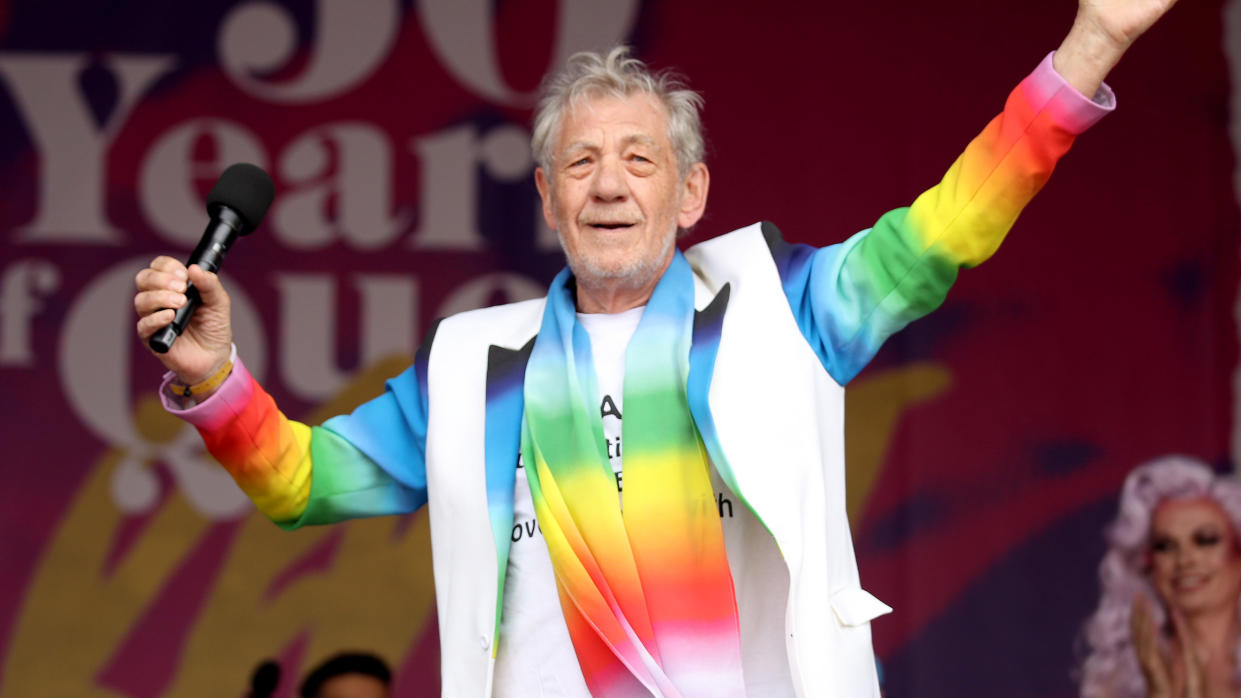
top-left (1, 0), bottom-right (1236, 695)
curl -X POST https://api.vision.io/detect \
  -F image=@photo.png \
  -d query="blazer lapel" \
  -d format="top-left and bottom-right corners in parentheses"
top-left (687, 284), bottom-right (742, 496)
top-left (482, 337), bottom-right (535, 649)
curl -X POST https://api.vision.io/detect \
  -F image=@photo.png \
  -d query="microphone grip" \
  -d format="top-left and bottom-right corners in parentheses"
top-left (148, 285), bottom-right (203, 354)
top-left (147, 208), bottom-right (245, 354)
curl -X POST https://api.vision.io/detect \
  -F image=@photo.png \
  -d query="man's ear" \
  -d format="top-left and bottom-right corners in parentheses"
top-left (677, 162), bottom-right (710, 229)
top-left (535, 167), bottom-right (558, 231)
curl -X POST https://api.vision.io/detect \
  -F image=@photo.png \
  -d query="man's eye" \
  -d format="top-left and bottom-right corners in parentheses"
top-left (631, 154), bottom-right (651, 163)
top-left (569, 157), bottom-right (591, 167)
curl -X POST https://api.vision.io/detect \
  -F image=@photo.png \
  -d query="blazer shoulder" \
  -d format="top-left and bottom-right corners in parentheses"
top-left (433, 296), bottom-right (546, 352)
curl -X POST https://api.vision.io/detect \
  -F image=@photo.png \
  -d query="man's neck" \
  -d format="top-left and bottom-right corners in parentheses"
top-left (573, 254), bottom-right (674, 314)
top-left (574, 281), bottom-right (655, 314)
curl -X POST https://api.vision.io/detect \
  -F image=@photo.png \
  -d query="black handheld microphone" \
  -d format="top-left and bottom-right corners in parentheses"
top-left (148, 163), bottom-right (274, 354)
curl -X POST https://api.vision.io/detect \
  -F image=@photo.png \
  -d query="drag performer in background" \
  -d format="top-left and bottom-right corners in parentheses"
top-left (1080, 457), bottom-right (1241, 698)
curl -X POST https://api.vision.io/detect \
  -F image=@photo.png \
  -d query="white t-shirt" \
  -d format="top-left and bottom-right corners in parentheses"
top-left (492, 308), bottom-right (794, 697)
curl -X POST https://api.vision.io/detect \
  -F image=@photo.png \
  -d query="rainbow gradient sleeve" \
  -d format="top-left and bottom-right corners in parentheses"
top-left (162, 345), bottom-right (432, 529)
top-left (771, 53), bottom-right (1114, 385)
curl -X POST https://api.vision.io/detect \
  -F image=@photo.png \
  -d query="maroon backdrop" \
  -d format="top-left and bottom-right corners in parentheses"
top-left (0, 1), bottom-right (1235, 695)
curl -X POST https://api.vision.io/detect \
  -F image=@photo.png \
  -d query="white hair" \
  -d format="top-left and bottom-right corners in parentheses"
top-left (531, 46), bottom-right (705, 179)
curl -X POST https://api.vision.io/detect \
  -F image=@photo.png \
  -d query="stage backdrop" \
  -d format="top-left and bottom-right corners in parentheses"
top-left (1, 1), bottom-right (1236, 696)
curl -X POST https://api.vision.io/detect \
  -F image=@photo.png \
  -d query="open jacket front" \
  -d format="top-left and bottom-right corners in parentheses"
top-left (421, 223), bottom-right (889, 697)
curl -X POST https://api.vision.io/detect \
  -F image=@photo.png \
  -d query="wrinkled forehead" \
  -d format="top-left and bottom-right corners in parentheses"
top-left (555, 90), bottom-right (672, 147)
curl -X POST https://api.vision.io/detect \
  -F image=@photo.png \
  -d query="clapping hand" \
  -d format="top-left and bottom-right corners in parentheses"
top-left (1132, 595), bottom-right (1207, 698)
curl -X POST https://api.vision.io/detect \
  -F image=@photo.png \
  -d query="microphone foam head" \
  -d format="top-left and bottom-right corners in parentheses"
top-left (206, 163), bottom-right (275, 234)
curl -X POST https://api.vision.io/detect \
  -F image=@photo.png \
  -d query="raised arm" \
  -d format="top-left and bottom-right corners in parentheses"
top-left (135, 256), bottom-right (432, 528)
top-left (771, 55), bottom-right (1107, 384)
top-left (771, 0), bottom-right (1180, 385)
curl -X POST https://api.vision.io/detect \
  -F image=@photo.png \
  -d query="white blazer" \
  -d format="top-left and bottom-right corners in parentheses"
top-left (421, 222), bottom-right (891, 697)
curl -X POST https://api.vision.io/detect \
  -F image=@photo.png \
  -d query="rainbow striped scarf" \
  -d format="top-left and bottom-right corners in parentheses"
top-left (520, 252), bottom-right (746, 697)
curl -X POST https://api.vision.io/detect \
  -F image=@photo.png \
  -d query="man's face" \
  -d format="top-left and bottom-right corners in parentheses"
top-left (535, 92), bottom-right (708, 296)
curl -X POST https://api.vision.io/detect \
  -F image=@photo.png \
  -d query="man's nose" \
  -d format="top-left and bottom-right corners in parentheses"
top-left (590, 156), bottom-right (628, 201)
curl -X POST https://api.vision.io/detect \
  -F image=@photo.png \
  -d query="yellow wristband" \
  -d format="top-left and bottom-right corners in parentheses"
top-left (170, 359), bottom-right (234, 398)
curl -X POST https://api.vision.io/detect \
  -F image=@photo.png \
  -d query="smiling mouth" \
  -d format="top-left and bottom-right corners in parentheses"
top-left (586, 222), bottom-right (637, 230)
top-left (1173, 573), bottom-right (1210, 592)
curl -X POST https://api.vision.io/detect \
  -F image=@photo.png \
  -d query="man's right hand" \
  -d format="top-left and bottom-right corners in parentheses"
top-left (134, 256), bottom-right (234, 391)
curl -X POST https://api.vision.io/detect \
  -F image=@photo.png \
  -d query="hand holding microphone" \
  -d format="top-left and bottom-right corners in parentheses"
top-left (134, 163), bottom-right (273, 393)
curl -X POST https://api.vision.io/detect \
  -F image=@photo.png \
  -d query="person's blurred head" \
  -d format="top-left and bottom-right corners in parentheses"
top-left (1078, 456), bottom-right (1241, 697)
top-left (1147, 495), bottom-right (1241, 617)
top-left (299, 652), bottom-right (390, 698)
top-left (1102, 457), bottom-right (1241, 620)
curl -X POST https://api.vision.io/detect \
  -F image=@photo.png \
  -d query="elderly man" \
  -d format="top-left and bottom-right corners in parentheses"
top-left (134, 0), bottom-right (1177, 695)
